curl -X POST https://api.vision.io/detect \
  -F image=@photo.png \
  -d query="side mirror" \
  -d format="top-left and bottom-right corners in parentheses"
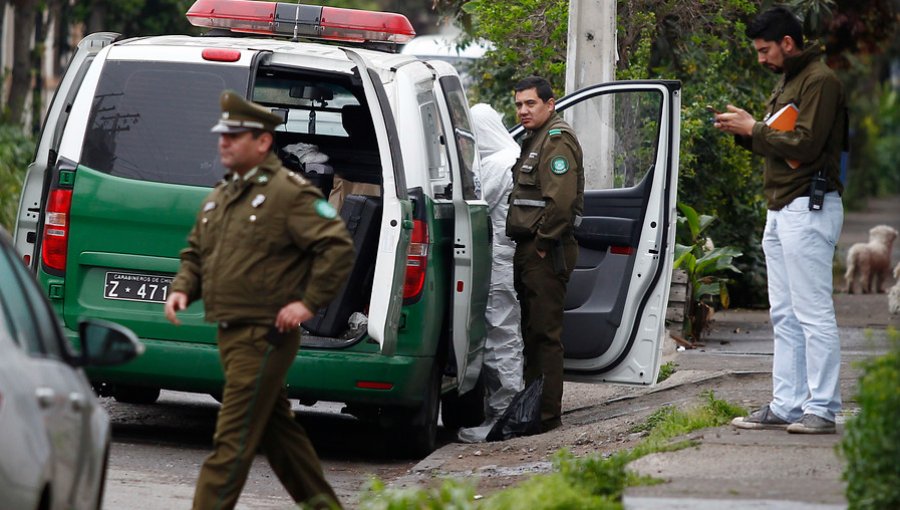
top-left (77, 318), bottom-right (144, 367)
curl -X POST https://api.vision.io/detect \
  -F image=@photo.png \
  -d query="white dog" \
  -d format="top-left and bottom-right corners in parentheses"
top-left (844, 225), bottom-right (898, 294)
top-left (889, 262), bottom-right (900, 315)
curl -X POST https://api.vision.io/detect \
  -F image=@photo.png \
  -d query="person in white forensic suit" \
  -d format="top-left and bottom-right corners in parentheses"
top-left (458, 103), bottom-right (525, 443)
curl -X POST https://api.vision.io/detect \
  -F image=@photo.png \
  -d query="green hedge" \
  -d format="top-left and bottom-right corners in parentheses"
top-left (841, 329), bottom-right (900, 509)
top-left (0, 123), bottom-right (34, 232)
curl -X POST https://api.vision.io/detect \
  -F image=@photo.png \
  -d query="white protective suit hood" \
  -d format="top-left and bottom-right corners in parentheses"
top-left (470, 104), bottom-right (520, 241)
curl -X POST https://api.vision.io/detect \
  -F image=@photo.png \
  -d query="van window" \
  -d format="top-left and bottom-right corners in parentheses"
top-left (0, 244), bottom-right (51, 356)
top-left (253, 75), bottom-right (359, 137)
top-left (81, 61), bottom-right (247, 187)
top-left (438, 76), bottom-right (478, 200)
top-left (567, 90), bottom-right (663, 189)
top-left (416, 90), bottom-right (448, 181)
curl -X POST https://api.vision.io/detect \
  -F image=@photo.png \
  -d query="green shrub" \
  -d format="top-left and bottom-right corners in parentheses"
top-left (0, 123), bottom-right (34, 232)
top-left (673, 203), bottom-right (743, 341)
top-left (841, 328), bottom-right (900, 510)
top-left (656, 361), bottom-right (677, 384)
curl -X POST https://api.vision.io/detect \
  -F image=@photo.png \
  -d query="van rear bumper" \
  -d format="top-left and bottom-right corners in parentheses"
top-left (81, 336), bottom-right (434, 407)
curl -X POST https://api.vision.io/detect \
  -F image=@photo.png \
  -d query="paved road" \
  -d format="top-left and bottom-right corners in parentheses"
top-left (102, 393), bottom-right (431, 509)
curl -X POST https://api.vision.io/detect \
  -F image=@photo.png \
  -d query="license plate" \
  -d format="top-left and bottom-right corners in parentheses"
top-left (103, 272), bottom-right (173, 303)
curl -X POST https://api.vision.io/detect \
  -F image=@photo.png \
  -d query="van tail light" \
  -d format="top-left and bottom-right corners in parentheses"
top-left (41, 189), bottom-right (73, 272)
top-left (186, 0), bottom-right (415, 44)
top-left (403, 220), bottom-right (428, 300)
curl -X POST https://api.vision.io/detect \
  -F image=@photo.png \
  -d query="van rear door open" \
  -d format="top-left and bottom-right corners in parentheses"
top-left (342, 49), bottom-right (412, 354)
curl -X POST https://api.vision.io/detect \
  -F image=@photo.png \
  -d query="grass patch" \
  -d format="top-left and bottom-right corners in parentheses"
top-left (359, 391), bottom-right (746, 510)
top-left (656, 361), bottom-right (677, 383)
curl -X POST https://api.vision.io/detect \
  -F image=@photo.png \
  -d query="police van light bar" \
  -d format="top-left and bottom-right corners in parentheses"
top-left (186, 0), bottom-right (415, 44)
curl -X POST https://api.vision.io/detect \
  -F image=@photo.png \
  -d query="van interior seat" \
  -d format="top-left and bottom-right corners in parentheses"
top-left (341, 104), bottom-right (377, 149)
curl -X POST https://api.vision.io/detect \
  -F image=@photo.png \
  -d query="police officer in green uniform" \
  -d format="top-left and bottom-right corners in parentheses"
top-left (164, 90), bottom-right (354, 510)
top-left (506, 76), bottom-right (584, 433)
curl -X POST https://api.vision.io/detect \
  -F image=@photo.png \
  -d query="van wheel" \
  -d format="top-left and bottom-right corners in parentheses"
top-left (391, 364), bottom-right (440, 458)
top-left (113, 385), bottom-right (160, 404)
top-left (440, 375), bottom-right (485, 429)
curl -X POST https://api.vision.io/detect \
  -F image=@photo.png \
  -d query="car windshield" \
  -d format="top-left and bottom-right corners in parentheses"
top-left (81, 61), bottom-right (248, 187)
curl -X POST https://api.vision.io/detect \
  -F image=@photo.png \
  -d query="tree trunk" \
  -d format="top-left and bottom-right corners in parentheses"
top-left (86, 0), bottom-right (107, 35)
top-left (30, 0), bottom-right (43, 133)
top-left (6, 0), bottom-right (36, 125)
top-left (48, 0), bottom-right (65, 78)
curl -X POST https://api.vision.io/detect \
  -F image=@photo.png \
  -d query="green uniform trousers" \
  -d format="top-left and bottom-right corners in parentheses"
top-left (193, 324), bottom-right (340, 510)
top-left (513, 237), bottom-right (578, 430)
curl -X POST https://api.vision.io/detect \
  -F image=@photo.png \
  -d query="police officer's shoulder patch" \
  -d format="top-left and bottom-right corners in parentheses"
top-left (314, 199), bottom-right (337, 219)
top-left (548, 128), bottom-right (562, 137)
top-left (550, 155), bottom-right (569, 175)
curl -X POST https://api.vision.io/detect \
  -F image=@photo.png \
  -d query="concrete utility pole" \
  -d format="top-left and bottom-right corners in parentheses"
top-left (565, 0), bottom-right (616, 189)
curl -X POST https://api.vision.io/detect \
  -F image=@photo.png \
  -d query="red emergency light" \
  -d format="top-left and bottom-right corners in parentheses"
top-left (186, 0), bottom-right (415, 44)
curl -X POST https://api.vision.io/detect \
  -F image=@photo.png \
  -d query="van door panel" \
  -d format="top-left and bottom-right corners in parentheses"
top-left (432, 70), bottom-right (490, 393)
top-left (62, 166), bottom-right (213, 342)
top-left (342, 50), bottom-right (411, 354)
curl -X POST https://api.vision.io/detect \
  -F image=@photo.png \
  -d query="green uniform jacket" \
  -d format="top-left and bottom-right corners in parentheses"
top-left (171, 152), bottom-right (354, 324)
top-left (737, 46), bottom-right (846, 210)
top-left (506, 113), bottom-right (585, 252)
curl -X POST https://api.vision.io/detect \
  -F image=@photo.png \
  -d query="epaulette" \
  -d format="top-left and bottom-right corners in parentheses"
top-left (286, 171), bottom-right (309, 187)
top-left (548, 128), bottom-right (563, 137)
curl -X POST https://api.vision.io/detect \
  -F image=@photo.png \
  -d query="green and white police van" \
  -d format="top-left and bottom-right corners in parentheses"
top-left (14, 0), bottom-right (682, 456)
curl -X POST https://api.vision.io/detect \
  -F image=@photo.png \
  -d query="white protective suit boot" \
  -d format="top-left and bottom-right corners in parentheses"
top-left (458, 104), bottom-right (524, 443)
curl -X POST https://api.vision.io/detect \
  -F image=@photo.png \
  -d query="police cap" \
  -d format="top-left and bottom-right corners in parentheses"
top-left (211, 90), bottom-right (284, 134)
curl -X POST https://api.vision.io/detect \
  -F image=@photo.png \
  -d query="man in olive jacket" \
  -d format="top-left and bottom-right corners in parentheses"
top-left (165, 90), bottom-right (353, 509)
top-left (715, 6), bottom-right (846, 435)
top-left (507, 76), bottom-right (584, 433)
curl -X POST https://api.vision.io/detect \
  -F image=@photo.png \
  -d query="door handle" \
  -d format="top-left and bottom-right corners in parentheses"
top-left (35, 387), bottom-right (55, 408)
top-left (69, 392), bottom-right (86, 412)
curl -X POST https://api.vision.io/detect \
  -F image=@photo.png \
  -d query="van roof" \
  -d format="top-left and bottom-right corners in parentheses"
top-left (117, 35), bottom-right (419, 74)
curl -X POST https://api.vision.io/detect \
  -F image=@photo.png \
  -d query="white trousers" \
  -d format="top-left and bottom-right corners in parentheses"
top-left (763, 191), bottom-right (843, 422)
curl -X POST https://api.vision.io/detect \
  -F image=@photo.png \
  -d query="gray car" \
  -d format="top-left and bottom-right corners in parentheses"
top-left (0, 227), bottom-right (143, 510)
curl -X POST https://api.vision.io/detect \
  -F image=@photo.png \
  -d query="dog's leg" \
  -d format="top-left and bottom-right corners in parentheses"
top-left (844, 258), bottom-right (855, 294)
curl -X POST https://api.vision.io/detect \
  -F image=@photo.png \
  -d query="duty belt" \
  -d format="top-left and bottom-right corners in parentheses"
top-left (511, 197), bottom-right (584, 228)
top-left (512, 198), bottom-right (546, 207)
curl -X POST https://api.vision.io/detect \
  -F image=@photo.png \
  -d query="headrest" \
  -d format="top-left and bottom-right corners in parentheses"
top-left (341, 104), bottom-right (377, 147)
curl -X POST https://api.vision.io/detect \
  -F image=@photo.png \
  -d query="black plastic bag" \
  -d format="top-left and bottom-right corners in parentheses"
top-left (486, 376), bottom-right (543, 441)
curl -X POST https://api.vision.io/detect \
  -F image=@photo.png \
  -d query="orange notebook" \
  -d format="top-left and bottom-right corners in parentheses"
top-left (765, 103), bottom-right (801, 169)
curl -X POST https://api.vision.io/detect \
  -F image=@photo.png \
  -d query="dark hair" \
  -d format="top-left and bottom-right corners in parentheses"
top-left (514, 76), bottom-right (555, 102)
top-left (745, 6), bottom-right (804, 49)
